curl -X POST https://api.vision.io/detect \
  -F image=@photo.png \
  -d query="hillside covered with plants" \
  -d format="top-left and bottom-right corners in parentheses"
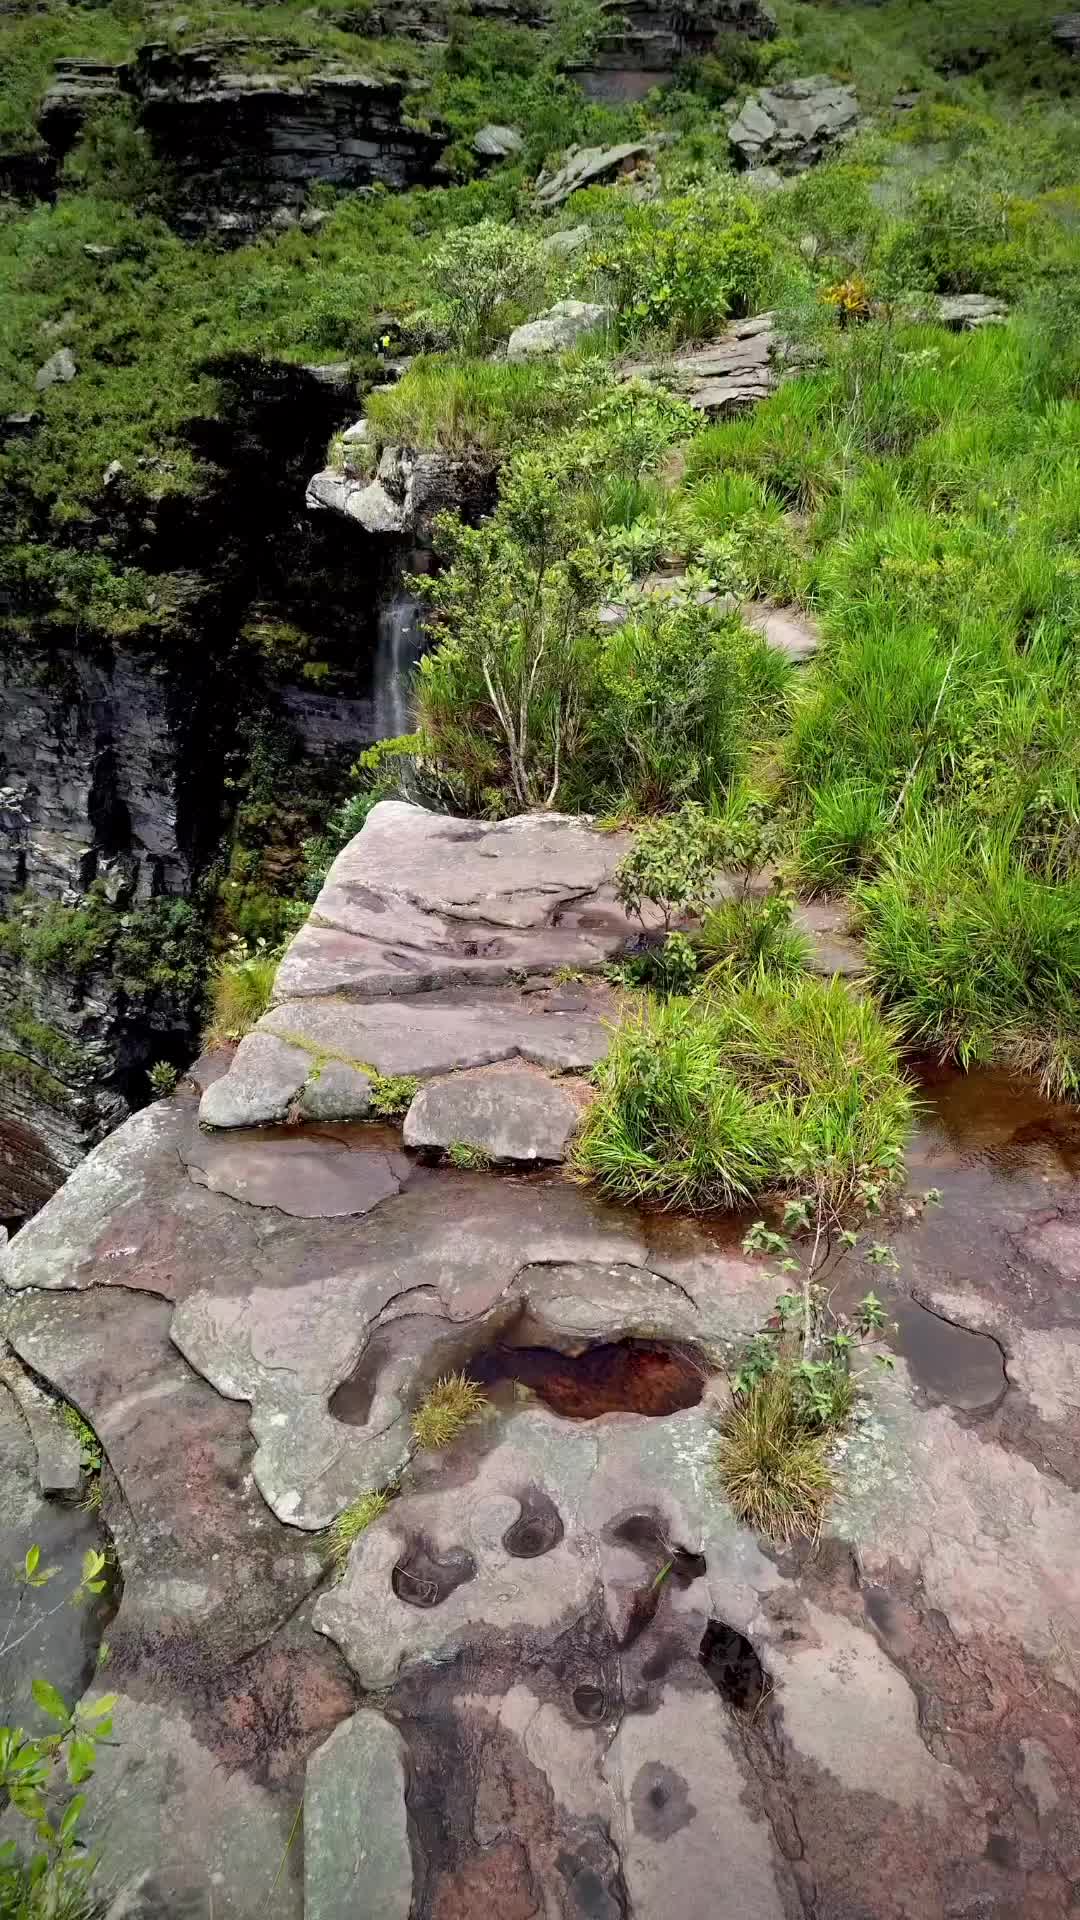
top-left (2, 0), bottom-right (1080, 1200)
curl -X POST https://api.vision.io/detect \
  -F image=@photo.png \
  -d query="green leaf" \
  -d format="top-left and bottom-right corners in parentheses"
top-left (59, 1794), bottom-right (87, 1841)
top-left (24, 1545), bottom-right (39, 1578)
top-left (31, 1678), bottom-right (69, 1725)
top-left (67, 1737), bottom-right (97, 1785)
top-left (81, 1693), bottom-right (117, 1722)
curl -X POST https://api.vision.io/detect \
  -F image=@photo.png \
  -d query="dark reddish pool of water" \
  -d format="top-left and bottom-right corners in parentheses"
top-left (466, 1337), bottom-right (709, 1420)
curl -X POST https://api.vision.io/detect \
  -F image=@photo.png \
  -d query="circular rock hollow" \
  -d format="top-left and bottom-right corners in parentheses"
top-left (502, 1484), bottom-right (564, 1558)
top-left (391, 1534), bottom-right (477, 1609)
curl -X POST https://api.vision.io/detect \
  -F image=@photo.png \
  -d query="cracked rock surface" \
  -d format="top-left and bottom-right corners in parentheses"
top-left (4, 818), bottom-right (1080, 1915)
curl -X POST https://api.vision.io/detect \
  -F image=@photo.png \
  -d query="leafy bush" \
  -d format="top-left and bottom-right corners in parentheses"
top-left (424, 220), bottom-right (546, 349)
top-left (575, 975), bottom-right (913, 1212)
top-left (589, 186), bottom-right (771, 346)
top-left (614, 804), bottom-right (728, 931)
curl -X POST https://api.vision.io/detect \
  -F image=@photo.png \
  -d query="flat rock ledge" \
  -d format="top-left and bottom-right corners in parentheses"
top-left (200, 802), bottom-right (635, 1138)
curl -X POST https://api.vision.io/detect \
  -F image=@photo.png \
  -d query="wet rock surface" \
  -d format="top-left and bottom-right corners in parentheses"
top-left (5, 838), bottom-right (1080, 1914)
top-left (403, 1064), bottom-right (583, 1162)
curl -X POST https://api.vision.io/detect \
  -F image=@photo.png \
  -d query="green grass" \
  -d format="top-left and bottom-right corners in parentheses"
top-left (410, 1372), bottom-right (489, 1448)
top-left (364, 353), bottom-right (609, 453)
top-left (203, 950), bottom-right (278, 1048)
top-left (713, 1365), bottom-right (834, 1543)
top-left (326, 1486), bottom-right (392, 1574)
top-left (859, 814), bottom-right (1080, 1096)
top-left (695, 896), bottom-right (809, 984)
top-left (574, 975), bottom-right (914, 1212)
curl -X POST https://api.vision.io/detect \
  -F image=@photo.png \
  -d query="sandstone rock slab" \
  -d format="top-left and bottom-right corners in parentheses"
top-left (534, 139), bottom-right (653, 208)
top-left (305, 1711), bottom-right (413, 1920)
top-left (273, 800), bottom-right (634, 1000)
top-left (729, 76), bottom-right (859, 173)
top-left (624, 311), bottom-right (782, 414)
top-left (306, 444), bottom-right (498, 541)
top-left (473, 121), bottom-right (523, 158)
top-left (34, 347), bottom-right (77, 390)
top-left (937, 292), bottom-right (1008, 330)
top-left (403, 1066), bottom-right (581, 1162)
top-left (186, 1128), bottom-right (408, 1217)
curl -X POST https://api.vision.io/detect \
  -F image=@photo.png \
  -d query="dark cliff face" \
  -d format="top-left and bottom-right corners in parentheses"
top-left (0, 358), bottom-right (400, 1217)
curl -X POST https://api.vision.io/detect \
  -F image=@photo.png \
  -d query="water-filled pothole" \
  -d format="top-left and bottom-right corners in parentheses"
top-left (466, 1338), bottom-right (709, 1420)
top-left (699, 1620), bottom-right (767, 1712)
top-left (391, 1534), bottom-right (476, 1609)
top-left (502, 1484), bottom-right (564, 1558)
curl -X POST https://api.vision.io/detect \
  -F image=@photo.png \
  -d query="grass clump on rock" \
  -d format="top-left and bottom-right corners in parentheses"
top-left (411, 1373), bottom-right (489, 1450)
top-left (203, 949), bottom-right (278, 1048)
top-left (326, 1487), bottom-right (393, 1574)
top-left (713, 1368), bottom-right (834, 1545)
top-left (574, 975), bottom-right (914, 1213)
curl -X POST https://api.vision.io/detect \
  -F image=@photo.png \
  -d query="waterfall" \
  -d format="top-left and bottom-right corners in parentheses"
top-left (372, 594), bottom-right (425, 741)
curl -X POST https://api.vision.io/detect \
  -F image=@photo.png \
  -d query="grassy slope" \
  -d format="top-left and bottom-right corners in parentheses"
top-left (2, 0), bottom-right (1078, 1083)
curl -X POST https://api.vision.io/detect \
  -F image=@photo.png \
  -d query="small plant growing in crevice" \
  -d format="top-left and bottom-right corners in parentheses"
top-left (59, 1406), bottom-right (103, 1514)
top-left (410, 1372), bottom-right (489, 1451)
top-left (715, 1205), bottom-right (902, 1541)
top-left (326, 1487), bottom-right (393, 1574)
top-left (368, 1073), bottom-right (421, 1120)
top-left (147, 1059), bottom-right (179, 1098)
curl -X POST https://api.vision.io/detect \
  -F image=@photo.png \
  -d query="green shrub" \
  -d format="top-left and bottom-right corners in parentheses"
top-left (614, 803), bottom-right (728, 931)
top-left (424, 219), bottom-right (546, 348)
top-left (590, 186), bottom-right (771, 346)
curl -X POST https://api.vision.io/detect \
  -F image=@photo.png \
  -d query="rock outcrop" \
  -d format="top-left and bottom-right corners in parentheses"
top-left (534, 139), bottom-right (656, 208)
top-left (306, 442), bottom-right (499, 540)
top-left (507, 298), bottom-right (611, 358)
top-left (36, 41), bottom-right (447, 241)
top-left (200, 801), bottom-right (635, 1135)
top-left (729, 75), bottom-right (859, 172)
top-left (623, 310), bottom-right (786, 413)
top-left (5, 1044), bottom-right (1080, 1915)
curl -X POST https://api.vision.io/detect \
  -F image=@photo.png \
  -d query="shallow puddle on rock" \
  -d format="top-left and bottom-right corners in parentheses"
top-left (185, 1120), bottom-right (416, 1217)
top-left (909, 1061), bottom-right (1080, 1180)
top-left (890, 1297), bottom-right (1007, 1413)
top-left (465, 1336), bottom-right (710, 1419)
top-left (699, 1620), bottom-right (767, 1713)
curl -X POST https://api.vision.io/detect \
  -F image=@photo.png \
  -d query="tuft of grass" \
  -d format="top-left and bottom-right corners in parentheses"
top-left (203, 950), bottom-right (278, 1048)
top-left (326, 1487), bottom-right (392, 1574)
top-left (696, 896), bottom-right (810, 984)
top-left (364, 354), bottom-right (608, 454)
top-left (410, 1372), bottom-right (489, 1450)
top-left (858, 811), bottom-right (1080, 1097)
top-left (575, 976), bottom-right (914, 1213)
top-left (713, 1367), bottom-right (834, 1544)
top-left (447, 1140), bottom-right (495, 1170)
top-left (797, 779), bottom-right (889, 893)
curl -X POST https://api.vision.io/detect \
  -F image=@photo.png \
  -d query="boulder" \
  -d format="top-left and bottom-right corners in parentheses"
top-left (403, 1066), bottom-right (581, 1162)
top-left (507, 299), bottom-right (610, 359)
top-left (473, 122), bottom-right (524, 158)
top-left (729, 76), bottom-right (859, 173)
top-left (936, 292), bottom-right (1008, 331)
top-left (306, 444), bottom-right (498, 541)
top-left (534, 139), bottom-right (653, 209)
top-left (34, 347), bottom-right (77, 390)
top-left (305, 1713), bottom-right (413, 1920)
top-left (1052, 12), bottom-right (1080, 53)
top-left (542, 222), bottom-right (591, 256)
